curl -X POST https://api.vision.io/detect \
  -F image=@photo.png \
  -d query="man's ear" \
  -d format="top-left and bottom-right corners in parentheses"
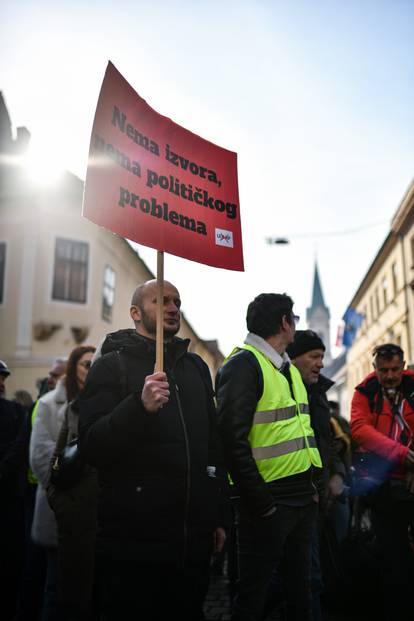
top-left (130, 305), bottom-right (141, 323)
top-left (281, 314), bottom-right (290, 331)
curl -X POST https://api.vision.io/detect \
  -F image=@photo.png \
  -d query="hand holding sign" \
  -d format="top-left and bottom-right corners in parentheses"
top-left (141, 370), bottom-right (170, 413)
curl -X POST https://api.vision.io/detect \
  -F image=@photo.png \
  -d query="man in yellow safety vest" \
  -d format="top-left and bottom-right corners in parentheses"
top-left (216, 292), bottom-right (323, 621)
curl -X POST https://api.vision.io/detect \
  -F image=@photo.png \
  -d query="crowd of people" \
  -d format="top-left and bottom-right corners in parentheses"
top-left (1, 280), bottom-right (414, 621)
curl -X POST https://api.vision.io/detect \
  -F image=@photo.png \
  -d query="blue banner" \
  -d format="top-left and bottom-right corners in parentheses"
top-left (342, 307), bottom-right (364, 347)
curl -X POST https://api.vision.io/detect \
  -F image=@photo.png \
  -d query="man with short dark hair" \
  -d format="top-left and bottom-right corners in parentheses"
top-left (350, 343), bottom-right (414, 620)
top-left (216, 293), bottom-right (322, 621)
top-left (78, 279), bottom-right (228, 621)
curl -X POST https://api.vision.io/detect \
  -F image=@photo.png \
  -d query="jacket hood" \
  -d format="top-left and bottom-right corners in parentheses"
top-left (92, 328), bottom-right (191, 363)
top-left (102, 329), bottom-right (148, 355)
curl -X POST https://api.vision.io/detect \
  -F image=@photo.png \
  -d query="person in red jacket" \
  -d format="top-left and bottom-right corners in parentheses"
top-left (350, 343), bottom-right (414, 621)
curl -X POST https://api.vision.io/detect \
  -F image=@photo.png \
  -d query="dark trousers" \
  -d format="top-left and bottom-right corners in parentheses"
top-left (0, 494), bottom-right (25, 621)
top-left (96, 555), bottom-right (212, 621)
top-left (16, 483), bottom-right (46, 621)
top-left (262, 517), bottom-right (328, 621)
top-left (310, 523), bottom-right (323, 621)
top-left (232, 501), bottom-right (317, 621)
top-left (41, 547), bottom-right (59, 621)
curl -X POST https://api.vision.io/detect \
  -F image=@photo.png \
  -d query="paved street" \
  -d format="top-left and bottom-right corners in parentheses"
top-left (203, 568), bottom-right (367, 621)
top-left (204, 570), bottom-right (231, 621)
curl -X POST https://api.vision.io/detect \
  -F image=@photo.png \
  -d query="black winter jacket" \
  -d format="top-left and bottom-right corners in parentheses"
top-left (78, 329), bottom-right (228, 566)
top-left (215, 349), bottom-right (323, 517)
top-left (307, 375), bottom-right (346, 487)
top-left (0, 398), bottom-right (28, 497)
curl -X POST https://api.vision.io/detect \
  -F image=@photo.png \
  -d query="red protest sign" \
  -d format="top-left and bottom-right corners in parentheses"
top-left (82, 62), bottom-right (244, 271)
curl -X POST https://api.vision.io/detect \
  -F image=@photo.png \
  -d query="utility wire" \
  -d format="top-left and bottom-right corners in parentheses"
top-left (266, 219), bottom-right (388, 242)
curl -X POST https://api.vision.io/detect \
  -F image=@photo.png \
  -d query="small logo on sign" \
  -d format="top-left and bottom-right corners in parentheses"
top-left (215, 228), bottom-right (234, 248)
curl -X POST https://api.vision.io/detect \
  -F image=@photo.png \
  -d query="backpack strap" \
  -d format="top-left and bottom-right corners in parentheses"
top-left (401, 374), bottom-right (414, 412)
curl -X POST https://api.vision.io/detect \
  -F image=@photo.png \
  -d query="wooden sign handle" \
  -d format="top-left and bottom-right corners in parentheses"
top-left (155, 251), bottom-right (164, 372)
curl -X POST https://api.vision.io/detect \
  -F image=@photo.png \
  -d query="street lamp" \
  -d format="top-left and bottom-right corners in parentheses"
top-left (265, 237), bottom-right (290, 245)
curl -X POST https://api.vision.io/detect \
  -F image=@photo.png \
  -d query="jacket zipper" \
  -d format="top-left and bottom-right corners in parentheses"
top-left (171, 376), bottom-right (191, 568)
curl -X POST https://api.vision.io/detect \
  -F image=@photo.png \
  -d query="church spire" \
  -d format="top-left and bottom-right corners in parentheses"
top-left (306, 261), bottom-right (331, 364)
top-left (307, 261), bottom-right (329, 320)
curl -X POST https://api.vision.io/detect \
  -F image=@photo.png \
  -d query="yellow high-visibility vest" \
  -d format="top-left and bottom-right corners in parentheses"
top-left (228, 344), bottom-right (322, 482)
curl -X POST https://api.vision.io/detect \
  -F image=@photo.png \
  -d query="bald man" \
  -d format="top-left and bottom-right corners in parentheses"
top-left (78, 280), bottom-right (228, 621)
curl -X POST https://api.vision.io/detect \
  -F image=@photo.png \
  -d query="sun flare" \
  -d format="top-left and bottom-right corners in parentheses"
top-left (24, 138), bottom-right (63, 186)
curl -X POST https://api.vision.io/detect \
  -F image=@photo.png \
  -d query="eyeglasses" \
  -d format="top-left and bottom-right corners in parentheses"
top-left (373, 345), bottom-right (403, 358)
top-left (78, 360), bottom-right (92, 369)
top-left (292, 314), bottom-right (300, 326)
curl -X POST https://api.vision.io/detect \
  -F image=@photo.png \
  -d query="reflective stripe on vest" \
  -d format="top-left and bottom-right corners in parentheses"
top-left (254, 402), bottom-right (309, 424)
top-left (233, 344), bottom-right (322, 482)
top-left (252, 435), bottom-right (318, 460)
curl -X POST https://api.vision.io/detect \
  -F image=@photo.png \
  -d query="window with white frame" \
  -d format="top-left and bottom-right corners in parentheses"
top-left (52, 238), bottom-right (89, 303)
top-left (102, 265), bottom-right (116, 322)
top-left (375, 288), bottom-right (380, 316)
top-left (370, 295), bottom-right (375, 320)
top-left (382, 276), bottom-right (388, 307)
top-left (391, 262), bottom-right (398, 298)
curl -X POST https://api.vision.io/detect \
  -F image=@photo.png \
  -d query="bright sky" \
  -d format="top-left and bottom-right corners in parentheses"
top-left (2, 0), bottom-right (414, 358)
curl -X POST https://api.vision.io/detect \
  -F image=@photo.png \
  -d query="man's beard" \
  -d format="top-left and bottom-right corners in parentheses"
top-left (383, 380), bottom-right (401, 389)
top-left (140, 308), bottom-right (180, 339)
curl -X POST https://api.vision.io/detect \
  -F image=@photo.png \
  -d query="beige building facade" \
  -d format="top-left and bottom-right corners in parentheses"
top-left (346, 178), bottom-right (414, 399)
top-left (0, 94), bottom-right (223, 399)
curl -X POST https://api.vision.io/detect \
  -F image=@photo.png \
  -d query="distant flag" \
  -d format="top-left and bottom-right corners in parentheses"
top-left (335, 323), bottom-right (344, 348)
top-left (342, 307), bottom-right (365, 348)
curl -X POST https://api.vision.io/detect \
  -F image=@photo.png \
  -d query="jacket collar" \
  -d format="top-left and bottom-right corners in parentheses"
top-left (244, 332), bottom-right (290, 370)
top-left (95, 328), bottom-right (190, 366)
top-left (307, 373), bottom-right (334, 394)
top-left (46, 378), bottom-right (66, 404)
